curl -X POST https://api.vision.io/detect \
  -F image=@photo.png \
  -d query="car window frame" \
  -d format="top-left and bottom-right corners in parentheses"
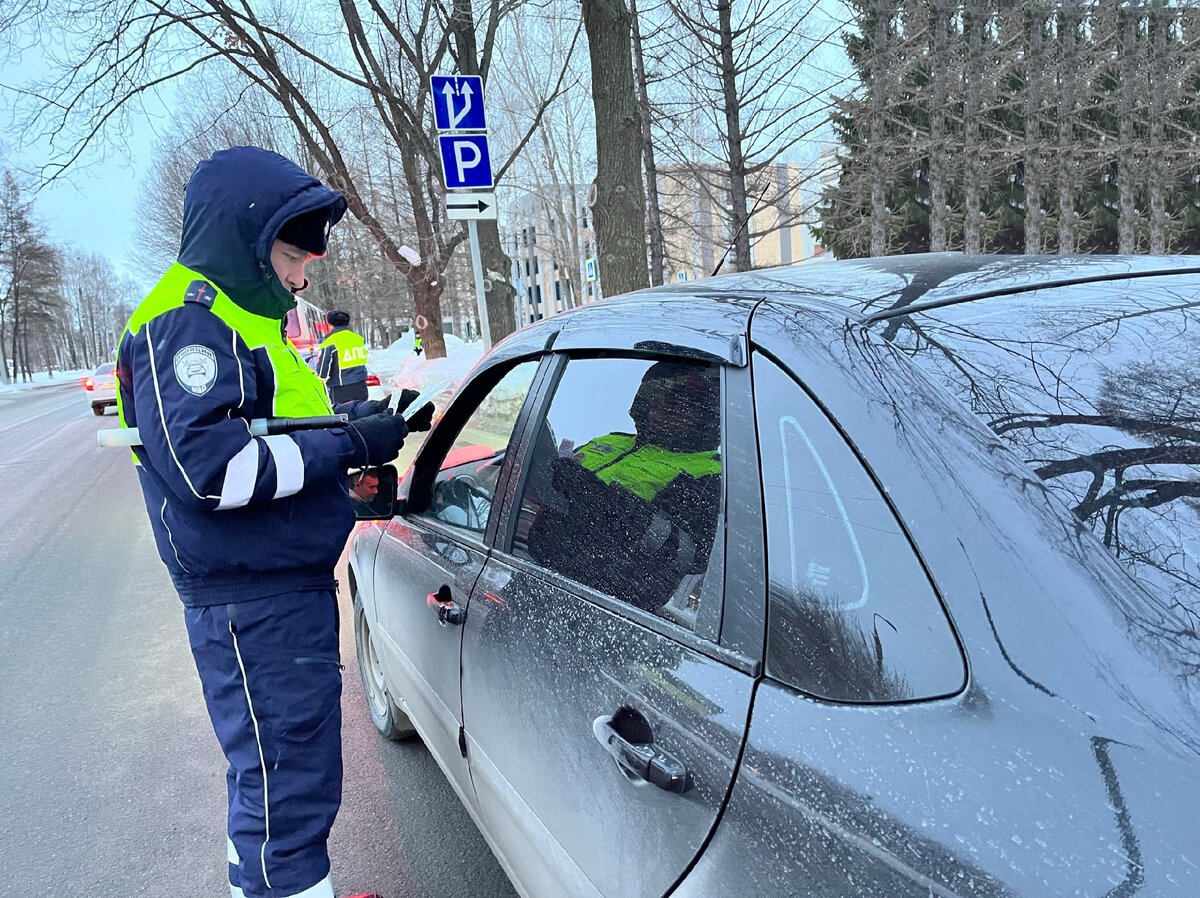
top-left (399, 353), bottom-right (554, 550)
top-left (489, 349), bottom-right (758, 674)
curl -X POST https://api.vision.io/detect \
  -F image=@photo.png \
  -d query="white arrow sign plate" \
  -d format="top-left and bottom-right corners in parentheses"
top-left (446, 192), bottom-right (498, 220)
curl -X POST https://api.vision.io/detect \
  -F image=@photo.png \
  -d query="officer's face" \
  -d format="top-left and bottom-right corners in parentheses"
top-left (270, 240), bottom-right (313, 293)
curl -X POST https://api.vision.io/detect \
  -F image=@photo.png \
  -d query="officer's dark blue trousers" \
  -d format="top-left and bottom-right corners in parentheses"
top-left (184, 589), bottom-right (342, 898)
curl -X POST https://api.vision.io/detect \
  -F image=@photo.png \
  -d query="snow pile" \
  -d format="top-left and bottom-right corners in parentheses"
top-left (368, 327), bottom-right (485, 410)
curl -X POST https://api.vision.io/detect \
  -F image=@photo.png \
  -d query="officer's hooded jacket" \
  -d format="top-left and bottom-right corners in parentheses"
top-left (317, 324), bottom-right (368, 387)
top-left (116, 147), bottom-right (358, 606)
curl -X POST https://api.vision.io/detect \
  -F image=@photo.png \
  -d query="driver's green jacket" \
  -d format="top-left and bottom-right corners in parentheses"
top-left (575, 433), bottom-right (721, 501)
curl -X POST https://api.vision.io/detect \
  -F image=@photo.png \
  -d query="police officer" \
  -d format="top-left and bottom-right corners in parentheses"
top-left (115, 146), bottom-right (428, 898)
top-left (317, 309), bottom-right (369, 403)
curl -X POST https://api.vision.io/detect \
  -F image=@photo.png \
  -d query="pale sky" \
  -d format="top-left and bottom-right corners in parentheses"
top-left (1, 41), bottom-right (169, 292)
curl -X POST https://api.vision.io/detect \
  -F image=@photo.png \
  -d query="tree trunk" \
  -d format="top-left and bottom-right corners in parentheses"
top-left (716, 0), bottom-right (751, 270)
top-left (1117, 5), bottom-right (1138, 254)
top-left (963, 0), bottom-right (986, 254)
top-left (1148, 1), bottom-right (1168, 254)
top-left (1057, 0), bottom-right (1078, 254)
top-left (10, 284), bottom-right (20, 383)
top-left (582, 0), bottom-right (650, 297)
top-left (630, 0), bottom-right (665, 286)
top-left (1024, 4), bottom-right (1045, 254)
top-left (928, 0), bottom-right (949, 252)
top-left (395, 148), bottom-right (447, 359)
top-left (869, 0), bottom-right (891, 257)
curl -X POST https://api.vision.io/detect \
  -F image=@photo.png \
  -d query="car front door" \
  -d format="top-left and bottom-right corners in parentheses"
top-left (459, 353), bottom-right (758, 898)
top-left (371, 359), bottom-right (542, 798)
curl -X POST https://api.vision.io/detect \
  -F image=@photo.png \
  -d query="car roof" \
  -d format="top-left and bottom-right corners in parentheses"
top-left (488, 254), bottom-right (1200, 369)
top-left (638, 252), bottom-right (1200, 319)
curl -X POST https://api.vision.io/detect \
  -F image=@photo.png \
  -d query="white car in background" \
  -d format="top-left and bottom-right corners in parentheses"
top-left (84, 363), bottom-right (117, 416)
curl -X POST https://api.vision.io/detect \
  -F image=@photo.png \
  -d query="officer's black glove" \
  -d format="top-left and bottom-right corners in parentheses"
top-left (337, 394), bottom-right (393, 421)
top-left (343, 412), bottom-right (409, 468)
top-left (394, 388), bottom-right (421, 415)
top-left (356, 393), bottom-right (393, 418)
top-left (405, 402), bottom-right (436, 432)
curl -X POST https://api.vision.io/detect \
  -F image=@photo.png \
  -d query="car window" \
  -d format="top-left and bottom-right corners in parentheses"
top-left (511, 356), bottom-right (723, 631)
top-left (415, 361), bottom-right (539, 537)
top-left (753, 353), bottom-right (964, 702)
top-left (878, 278), bottom-right (1200, 625)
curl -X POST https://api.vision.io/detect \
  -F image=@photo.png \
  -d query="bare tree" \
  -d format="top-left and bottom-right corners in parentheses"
top-left (927, 0), bottom-right (952, 252)
top-left (657, 0), bottom-right (836, 269)
top-left (1023, 3), bottom-right (1048, 254)
top-left (869, 0), bottom-right (898, 257)
top-left (630, 0), bottom-right (666, 285)
top-left (1056, 0), bottom-right (1081, 253)
top-left (1117, 2), bottom-right (1140, 254)
top-left (962, 0), bottom-right (989, 254)
top-left (0, 170), bottom-right (61, 382)
top-left (16, 0), bottom-right (575, 357)
top-left (581, 0), bottom-right (651, 296)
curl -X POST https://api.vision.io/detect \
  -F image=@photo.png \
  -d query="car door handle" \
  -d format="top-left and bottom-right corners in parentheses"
top-left (427, 585), bottom-right (467, 626)
top-left (592, 713), bottom-right (693, 794)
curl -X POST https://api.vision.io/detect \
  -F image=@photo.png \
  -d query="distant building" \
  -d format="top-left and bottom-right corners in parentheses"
top-left (504, 185), bottom-right (597, 327)
top-left (504, 160), bottom-right (825, 319)
top-left (658, 161), bottom-right (824, 282)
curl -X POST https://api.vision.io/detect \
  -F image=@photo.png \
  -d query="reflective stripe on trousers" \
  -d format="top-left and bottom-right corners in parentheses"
top-left (185, 590), bottom-right (343, 898)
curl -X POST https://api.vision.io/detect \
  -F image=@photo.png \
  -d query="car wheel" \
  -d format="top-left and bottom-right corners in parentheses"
top-left (92, 404), bottom-right (105, 416)
top-left (353, 589), bottom-right (418, 741)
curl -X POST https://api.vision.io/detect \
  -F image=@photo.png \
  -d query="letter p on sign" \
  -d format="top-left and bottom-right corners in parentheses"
top-left (439, 135), bottom-right (494, 190)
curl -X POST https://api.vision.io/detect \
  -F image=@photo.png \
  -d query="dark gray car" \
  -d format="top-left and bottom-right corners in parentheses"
top-left (348, 254), bottom-right (1200, 897)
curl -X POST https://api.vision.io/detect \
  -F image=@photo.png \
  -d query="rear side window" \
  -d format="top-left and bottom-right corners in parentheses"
top-left (754, 354), bottom-right (964, 702)
top-left (511, 356), bottom-right (723, 631)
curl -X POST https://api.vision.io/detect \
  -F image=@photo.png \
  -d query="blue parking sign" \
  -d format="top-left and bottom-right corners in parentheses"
top-left (431, 75), bottom-right (487, 131)
top-left (439, 135), bottom-right (494, 190)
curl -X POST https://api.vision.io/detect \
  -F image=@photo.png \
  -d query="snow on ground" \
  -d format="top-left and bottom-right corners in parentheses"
top-left (368, 327), bottom-right (486, 410)
top-left (0, 368), bottom-right (94, 394)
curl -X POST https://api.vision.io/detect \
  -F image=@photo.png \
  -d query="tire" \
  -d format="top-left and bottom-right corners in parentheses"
top-left (353, 589), bottom-right (418, 741)
top-left (92, 404), bottom-right (105, 416)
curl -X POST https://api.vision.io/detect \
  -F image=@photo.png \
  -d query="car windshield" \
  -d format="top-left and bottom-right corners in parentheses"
top-left (884, 275), bottom-right (1200, 624)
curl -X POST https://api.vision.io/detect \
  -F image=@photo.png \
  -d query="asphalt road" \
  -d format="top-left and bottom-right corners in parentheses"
top-left (0, 382), bottom-right (517, 898)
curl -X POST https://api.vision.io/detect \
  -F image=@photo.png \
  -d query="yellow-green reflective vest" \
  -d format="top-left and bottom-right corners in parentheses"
top-left (319, 328), bottom-right (368, 372)
top-left (117, 263), bottom-right (333, 429)
top-left (575, 433), bottom-right (721, 501)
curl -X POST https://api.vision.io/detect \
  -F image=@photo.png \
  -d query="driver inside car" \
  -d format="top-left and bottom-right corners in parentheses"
top-left (527, 360), bottom-right (722, 612)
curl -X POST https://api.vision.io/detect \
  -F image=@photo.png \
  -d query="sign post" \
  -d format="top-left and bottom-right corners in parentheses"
top-left (432, 75), bottom-right (496, 350)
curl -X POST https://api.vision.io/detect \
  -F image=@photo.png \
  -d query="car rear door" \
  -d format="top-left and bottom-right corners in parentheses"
top-left (459, 350), bottom-right (761, 898)
top-left (370, 358), bottom-right (544, 800)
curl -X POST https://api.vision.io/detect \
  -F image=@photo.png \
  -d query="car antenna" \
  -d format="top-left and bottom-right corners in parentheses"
top-left (711, 181), bottom-right (775, 278)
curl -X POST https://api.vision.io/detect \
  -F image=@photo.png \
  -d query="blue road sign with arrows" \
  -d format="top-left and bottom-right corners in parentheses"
top-left (431, 75), bottom-right (487, 131)
top-left (439, 135), bottom-right (494, 190)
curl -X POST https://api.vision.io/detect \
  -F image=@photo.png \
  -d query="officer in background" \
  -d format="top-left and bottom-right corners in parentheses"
top-left (115, 146), bottom-right (429, 898)
top-left (317, 309), bottom-right (369, 403)
top-left (412, 329), bottom-right (423, 356)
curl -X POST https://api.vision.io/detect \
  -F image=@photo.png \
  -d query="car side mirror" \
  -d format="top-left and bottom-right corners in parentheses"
top-left (347, 466), bottom-right (401, 520)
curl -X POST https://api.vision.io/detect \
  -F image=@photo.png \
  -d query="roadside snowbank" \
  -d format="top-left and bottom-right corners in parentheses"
top-left (0, 368), bottom-right (94, 394)
top-left (368, 328), bottom-right (485, 410)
